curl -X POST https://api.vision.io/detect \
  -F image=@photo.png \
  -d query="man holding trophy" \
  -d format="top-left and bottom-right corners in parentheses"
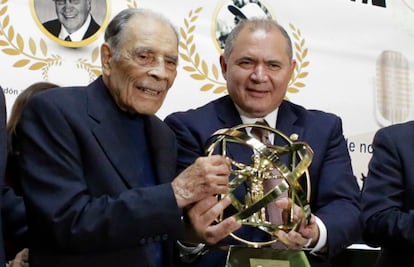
top-left (165, 18), bottom-right (361, 267)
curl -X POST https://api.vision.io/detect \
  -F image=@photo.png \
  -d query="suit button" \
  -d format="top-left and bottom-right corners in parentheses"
top-left (139, 238), bottom-right (146, 245)
top-left (162, 234), bottom-right (168, 240)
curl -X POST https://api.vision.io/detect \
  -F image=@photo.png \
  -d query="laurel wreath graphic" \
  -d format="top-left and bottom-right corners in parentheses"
top-left (0, 0), bottom-right (143, 81)
top-left (179, 7), bottom-right (227, 94)
top-left (76, 46), bottom-right (102, 81)
top-left (179, 7), bottom-right (310, 95)
top-left (0, 0), bottom-right (63, 80)
top-left (288, 23), bottom-right (309, 94)
top-left (126, 0), bottom-right (139, 9)
top-left (0, 0), bottom-right (111, 81)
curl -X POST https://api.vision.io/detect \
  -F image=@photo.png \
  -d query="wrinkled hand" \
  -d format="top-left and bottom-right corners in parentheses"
top-left (187, 196), bottom-right (241, 245)
top-left (7, 248), bottom-right (29, 267)
top-left (274, 198), bottom-right (319, 249)
top-left (172, 155), bottom-right (231, 208)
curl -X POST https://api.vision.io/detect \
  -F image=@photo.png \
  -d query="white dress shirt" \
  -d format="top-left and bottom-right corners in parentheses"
top-left (58, 14), bottom-right (92, 41)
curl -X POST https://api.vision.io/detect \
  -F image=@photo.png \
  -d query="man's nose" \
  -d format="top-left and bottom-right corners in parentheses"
top-left (148, 58), bottom-right (168, 80)
top-left (250, 64), bottom-right (268, 83)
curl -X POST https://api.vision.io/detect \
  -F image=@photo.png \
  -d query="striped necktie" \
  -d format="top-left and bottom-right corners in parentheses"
top-left (251, 120), bottom-right (286, 231)
top-left (251, 120), bottom-right (271, 146)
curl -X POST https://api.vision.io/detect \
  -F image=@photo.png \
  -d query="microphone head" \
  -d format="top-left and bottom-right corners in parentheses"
top-left (375, 50), bottom-right (412, 126)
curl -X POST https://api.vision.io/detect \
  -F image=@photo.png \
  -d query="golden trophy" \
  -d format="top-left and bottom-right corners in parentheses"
top-left (205, 123), bottom-right (313, 267)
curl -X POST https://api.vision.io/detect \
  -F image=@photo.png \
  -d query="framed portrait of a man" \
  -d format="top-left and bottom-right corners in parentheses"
top-left (30, 0), bottom-right (111, 48)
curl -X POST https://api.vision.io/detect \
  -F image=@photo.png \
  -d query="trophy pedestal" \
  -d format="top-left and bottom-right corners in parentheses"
top-left (225, 246), bottom-right (310, 267)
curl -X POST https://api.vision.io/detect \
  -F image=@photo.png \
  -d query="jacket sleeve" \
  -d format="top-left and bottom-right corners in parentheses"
top-left (361, 126), bottom-right (414, 248)
top-left (17, 93), bottom-right (184, 252)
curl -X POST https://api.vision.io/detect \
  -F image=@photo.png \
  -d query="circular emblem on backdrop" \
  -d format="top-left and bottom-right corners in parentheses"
top-left (212, 0), bottom-right (273, 52)
top-left (179, 0), bottom-right (310, 95)
top-left (30, 0), bottom-right (111, 48)
top-left (211, 0), bottom-right (274, 53)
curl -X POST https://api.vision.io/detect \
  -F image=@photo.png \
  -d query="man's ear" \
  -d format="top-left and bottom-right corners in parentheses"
top-left (289, 59), bottom-right (297, 79)
top-left (100, 43), bottom-right (112, 76)
top-left (219, 55), bottom-right (227, 80)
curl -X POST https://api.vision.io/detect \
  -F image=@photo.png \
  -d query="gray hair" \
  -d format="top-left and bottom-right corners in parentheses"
top-left (104, 8), bottom-right (179, 59)
top-left (223, 18), bottom-right (293, 61)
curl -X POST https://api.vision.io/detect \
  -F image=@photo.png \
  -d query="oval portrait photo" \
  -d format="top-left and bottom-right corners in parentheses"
top-left (30, 0), bottom-right (111, 48)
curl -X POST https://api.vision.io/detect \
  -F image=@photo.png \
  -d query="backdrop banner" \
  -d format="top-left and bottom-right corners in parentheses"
top-left (1, 0), bottom-right (413, 187)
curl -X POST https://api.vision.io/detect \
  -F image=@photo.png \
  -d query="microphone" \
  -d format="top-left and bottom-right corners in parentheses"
top-left (375, 50), bottom-right (412, 126)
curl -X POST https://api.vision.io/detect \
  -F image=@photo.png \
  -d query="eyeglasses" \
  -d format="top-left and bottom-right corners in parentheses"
top-left (125, 50), bottom-right (178, 72)
top-left (53, 0), bottom-right (81, 5)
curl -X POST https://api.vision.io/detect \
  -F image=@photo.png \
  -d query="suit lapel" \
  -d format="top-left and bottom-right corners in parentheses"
top-left (276, 101), bottom-right (309, 192)
top-left (144, 116), bottom-right (176, 184)
top-left (276, 101), bottom-right (304, 143)
top-left (84, 17), bottom-right (100, 39)
top-left (87, 78), bottom-right (141, 188)
top-left (216, 96), bottom-right (243, 128)
top-left (216, 96), bottom-right (252, 165)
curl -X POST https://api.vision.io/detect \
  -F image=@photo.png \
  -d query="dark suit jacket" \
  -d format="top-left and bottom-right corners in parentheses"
top-left (42, 16), bottom-right (100, 40)
top-left (0, 88), bottom-right (7, 266)
top-left (164, 95), bottom-right (361, 267)
top-left (3, 123), bottom-right (29, 260)
top-left (2, 186), bottom-right (28, 260)
top-left (361, 121), bottom-right (414, 267)
top-left (16, 77), bottom-right (184, 267)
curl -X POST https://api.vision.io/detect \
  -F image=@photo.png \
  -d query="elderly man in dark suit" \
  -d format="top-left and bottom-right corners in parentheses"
top-left (361, 121), bottom-right (414, 267)
top-left (42, 0), bottom-right (100, 41)
top-left (165, 18), bottom-right (361, 267)
top-left (16, 8), bottom-right (240, 267)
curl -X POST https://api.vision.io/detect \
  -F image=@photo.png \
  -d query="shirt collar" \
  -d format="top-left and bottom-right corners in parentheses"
top-left (234, 104), bottom-right (278, 144)
top-left (59, 14), bottom-right (92, 42)
top-left (235, 104), bottom-right (278, 129)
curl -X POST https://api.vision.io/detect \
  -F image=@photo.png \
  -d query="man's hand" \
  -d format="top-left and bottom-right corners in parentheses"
top-left (6, 248), bottom-right (29, 267)
top-left (274, 198), bottom-right (320, 249)
top-left (172, 155), bottom-right (231, 208)
top-left (187, 196), bottom-right (241, 245)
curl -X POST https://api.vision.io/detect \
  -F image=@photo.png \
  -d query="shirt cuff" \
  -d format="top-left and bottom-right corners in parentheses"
top-left (309, 215), bottom-right (327, 255)
top-left (177, 241), bottom-right (207, 263)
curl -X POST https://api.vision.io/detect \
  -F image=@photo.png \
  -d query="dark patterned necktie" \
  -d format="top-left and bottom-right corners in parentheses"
top-left (251, 120), bottom-right (271, 146)
top-left (64, 35), bottom-right (71, 41)
top-left (251, 120), bottom-right (286, 229)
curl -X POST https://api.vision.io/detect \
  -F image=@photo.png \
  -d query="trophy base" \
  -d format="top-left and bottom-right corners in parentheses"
top-left (225, 246), bottom-right (310, 267)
